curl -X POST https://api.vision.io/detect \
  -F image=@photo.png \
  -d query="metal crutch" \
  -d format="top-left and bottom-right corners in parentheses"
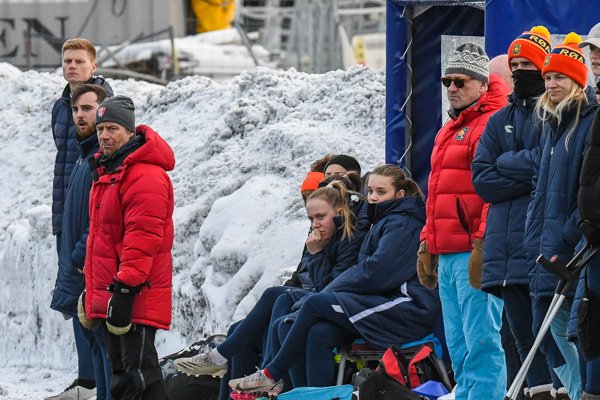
top-left (505, 242), bottom-right (598, 400)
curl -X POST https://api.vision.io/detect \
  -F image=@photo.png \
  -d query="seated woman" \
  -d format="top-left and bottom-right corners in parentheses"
top-left (228, 165), bottom-right (442, 394)
top-left (174, 171), bottom-right (368, 397)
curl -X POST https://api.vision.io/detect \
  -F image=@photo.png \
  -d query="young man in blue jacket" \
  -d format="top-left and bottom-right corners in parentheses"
top-left (48, 38), bottom-right (112, 400)
top-left (472, 26), bottom-right (557, 400)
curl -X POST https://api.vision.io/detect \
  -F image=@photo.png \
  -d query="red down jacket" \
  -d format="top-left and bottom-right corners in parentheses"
top-left (421, 74), bottom-right (509, 255)
top-left (84, 125), bottom-right (175, 330)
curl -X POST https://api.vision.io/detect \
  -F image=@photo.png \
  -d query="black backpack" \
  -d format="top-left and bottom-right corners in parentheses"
top-left (159, 334), bottom-right (226, 400)
top-left (358, 343), bottom-right (452, 400)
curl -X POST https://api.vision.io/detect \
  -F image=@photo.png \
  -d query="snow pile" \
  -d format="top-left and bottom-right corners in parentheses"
top-left (0, 63), bottom-right (385, 386)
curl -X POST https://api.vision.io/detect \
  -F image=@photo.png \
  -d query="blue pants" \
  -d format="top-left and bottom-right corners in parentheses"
top-left (263, 292), bottom-right (296, 366)
top-left (577, 251), bottom-right (600, 395)
top-left (219, 321), bottom-right (262, 400)
top-left (218, 286), bottom-right (289, 358)
top-left (217, 286), bottom-right (290, 399)
top-left (531, 297), bottom-right (581, 399)
top-left (266, 293), bottom-right (359, 387)
top-left (74, 317), bottom-right (112, 400)
top-left (501, 285), bottom-right (552, 389)
top-left (438, 252), bottom-right (505, 400)
top-left (584, 356), bottom-right (600, 394)
top-left (267, 314), bottom-right (307, 387)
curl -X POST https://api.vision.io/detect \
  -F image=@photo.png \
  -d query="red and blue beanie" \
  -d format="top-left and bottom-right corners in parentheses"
top-left (508, 26), bottom-right (551, 70)
top-left (96, 95), bottom-right (136, 132)
top-left (542, 32), bottom-right (587, 88)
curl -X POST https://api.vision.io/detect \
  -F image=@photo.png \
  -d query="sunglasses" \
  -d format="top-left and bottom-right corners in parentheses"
top-left (441, 76), bottom-right (471, 88)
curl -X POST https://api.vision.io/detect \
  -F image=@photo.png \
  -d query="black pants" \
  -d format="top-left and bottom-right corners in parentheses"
top-left (107, 324), bottom-right (167, 400)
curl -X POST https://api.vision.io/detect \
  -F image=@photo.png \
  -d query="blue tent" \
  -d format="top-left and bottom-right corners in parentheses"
top-left (386, 0), bottom-right (599, 191)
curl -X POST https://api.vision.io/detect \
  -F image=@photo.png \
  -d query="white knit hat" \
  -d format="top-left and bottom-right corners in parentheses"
top-left (445, 42), bottom-right (489, 84)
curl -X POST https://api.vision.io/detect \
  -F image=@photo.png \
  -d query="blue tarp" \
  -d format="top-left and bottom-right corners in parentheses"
top-left (386, 1), bottom-right (483, 191)
top-left (485, 0), bottom-right (600, 57)
top-left (386, 0), bottom-right (599, 192)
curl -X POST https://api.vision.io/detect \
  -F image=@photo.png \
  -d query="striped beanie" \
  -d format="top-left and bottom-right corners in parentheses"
top-left (542, 32), bottom-right (587, 88)
top-left (508, 26), bottom-right (551, 70)
top-left (445, 43), bottom-right (489, 83)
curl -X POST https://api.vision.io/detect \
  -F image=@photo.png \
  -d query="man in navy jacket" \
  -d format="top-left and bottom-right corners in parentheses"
top-left (48, 38), bottom-right (112, 400)
top-left (472, 26), bottom-right (559, 399)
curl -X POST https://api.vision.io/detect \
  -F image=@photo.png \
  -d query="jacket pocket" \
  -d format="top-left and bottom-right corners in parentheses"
top-left (456, 196), bottom-right (472, 238)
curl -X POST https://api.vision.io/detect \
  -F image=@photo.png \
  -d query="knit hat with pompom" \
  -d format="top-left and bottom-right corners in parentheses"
top-left (508, 26), bottom-right (552, 70)
top-left (542, 32), bottom-right (587, 88)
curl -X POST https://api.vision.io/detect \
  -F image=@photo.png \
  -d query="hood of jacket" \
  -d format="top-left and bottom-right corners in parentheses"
top-left (93, 124), bottom-right (175, 175)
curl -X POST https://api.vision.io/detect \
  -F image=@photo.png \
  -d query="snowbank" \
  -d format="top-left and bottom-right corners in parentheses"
top-left (0, 64), bottom-right (385, 379)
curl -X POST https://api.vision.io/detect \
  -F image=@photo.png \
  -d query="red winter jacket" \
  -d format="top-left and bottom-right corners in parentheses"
top-left (421, 74), bottom-right (509, 255)
top-left (84, 125), bottom-right (175, 330)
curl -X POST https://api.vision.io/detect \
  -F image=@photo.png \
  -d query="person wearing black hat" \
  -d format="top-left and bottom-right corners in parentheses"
top-left (323, 155), bottom-right (361, 178)
top-left (79, 95), bottom-right (175, 400)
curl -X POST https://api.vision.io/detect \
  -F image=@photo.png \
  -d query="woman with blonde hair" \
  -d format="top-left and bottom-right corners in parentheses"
top-left (525, 33), bottom-right (598, 400)
top-left (229, 165), bottom-right (440, 393)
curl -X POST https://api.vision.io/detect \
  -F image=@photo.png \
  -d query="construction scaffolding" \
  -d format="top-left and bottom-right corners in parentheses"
top-left (236, 0), bottom-right (386, 73)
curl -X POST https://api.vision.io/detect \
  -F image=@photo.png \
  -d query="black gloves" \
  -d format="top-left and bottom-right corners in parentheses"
top-left (106, 281), bottom-right (140, 335)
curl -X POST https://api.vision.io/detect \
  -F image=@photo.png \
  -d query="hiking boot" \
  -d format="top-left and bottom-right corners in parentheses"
top-left (174, 351), bottom-right (228, 377)
top-left (530, 384), bottom-right (553, 400)
top-left (228, 369), bottom-right (283, 395)
top-left (44, 379), bottom-right (96, 400)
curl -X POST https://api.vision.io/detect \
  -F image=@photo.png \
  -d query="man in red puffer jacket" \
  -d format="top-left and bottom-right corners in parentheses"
top-left (417, 43), bottom-right (510, 400)
top-left (79, 95), bottom-right (175, 400)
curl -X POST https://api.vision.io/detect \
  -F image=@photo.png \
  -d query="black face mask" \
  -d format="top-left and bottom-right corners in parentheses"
top-left (512, 69), bottom-right (545, 99)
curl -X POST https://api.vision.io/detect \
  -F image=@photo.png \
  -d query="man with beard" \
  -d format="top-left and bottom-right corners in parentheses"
top-left (471, 27), bottom-right (558, 399)
top-left (48, 84), bottom-right (111, 400)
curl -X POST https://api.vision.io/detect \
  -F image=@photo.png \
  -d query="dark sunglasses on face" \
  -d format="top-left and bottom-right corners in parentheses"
top-left (441, 76), bottom-right (470, 88)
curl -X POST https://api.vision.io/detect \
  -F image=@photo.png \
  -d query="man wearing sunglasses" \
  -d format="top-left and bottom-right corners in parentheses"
top-left (473, 27), bottom-right (560, 400)
top-left (417, 42), bottom-right (509, 400)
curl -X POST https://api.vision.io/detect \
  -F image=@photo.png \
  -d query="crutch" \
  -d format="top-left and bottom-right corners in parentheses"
top-left (505, 240), bottom-right (599, 400)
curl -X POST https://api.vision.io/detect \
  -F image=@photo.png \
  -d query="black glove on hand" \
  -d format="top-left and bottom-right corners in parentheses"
top-left (106, 281), bottom-right (139, 336)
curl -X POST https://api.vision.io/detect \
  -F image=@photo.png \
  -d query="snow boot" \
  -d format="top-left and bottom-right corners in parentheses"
top-left (552, 387), bottom-right (571, 400)
top-left (530, 384), bottom-right (554, 400)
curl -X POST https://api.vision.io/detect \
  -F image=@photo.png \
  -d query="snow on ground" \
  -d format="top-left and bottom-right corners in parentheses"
top-left (0, 62), bottom-right (385, 397)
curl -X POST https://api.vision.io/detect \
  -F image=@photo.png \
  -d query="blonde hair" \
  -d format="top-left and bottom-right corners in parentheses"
top-left (370, 165), bottom-right (424, 199)
top-left (535, 79), bottom-right (587, 151)
top-left (307, 178), bottom-right (359, 240)
top-left (62, 38), bottom-right (97, 62)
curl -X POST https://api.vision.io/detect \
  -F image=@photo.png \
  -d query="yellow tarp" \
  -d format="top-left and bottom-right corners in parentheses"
top-left (192, 0), bottom-right (236, 33)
